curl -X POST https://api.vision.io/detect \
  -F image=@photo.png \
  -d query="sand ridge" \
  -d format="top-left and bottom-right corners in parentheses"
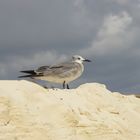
top-left (0, 80), bottom-right (140, 140)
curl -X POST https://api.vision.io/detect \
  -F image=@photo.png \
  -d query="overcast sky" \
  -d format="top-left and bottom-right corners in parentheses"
top-left (0, 0), bottom-right (140, 93)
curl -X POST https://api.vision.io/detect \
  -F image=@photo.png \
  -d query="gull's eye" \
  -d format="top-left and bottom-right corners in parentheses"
top-left (78, 57), bottom-right (81, 60)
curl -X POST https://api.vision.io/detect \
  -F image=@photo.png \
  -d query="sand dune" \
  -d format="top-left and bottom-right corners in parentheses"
top-left (0, 80), bottom-right (140, 140)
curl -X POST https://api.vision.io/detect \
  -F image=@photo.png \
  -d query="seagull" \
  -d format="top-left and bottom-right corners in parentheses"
top-left (19, 55), bottom-right (91, 89)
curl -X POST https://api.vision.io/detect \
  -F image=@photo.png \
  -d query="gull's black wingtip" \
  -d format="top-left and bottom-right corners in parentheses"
top-left (20, 70), bottom-right (35, 74)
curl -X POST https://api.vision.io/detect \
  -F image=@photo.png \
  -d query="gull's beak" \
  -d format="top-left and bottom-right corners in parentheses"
top-left (84, 59), bottom-right (91, 62)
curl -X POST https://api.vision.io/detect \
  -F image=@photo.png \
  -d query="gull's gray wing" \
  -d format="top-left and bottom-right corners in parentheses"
top-left (42, 61), bottom-right (82, 78)
top-left (35, 65), bottom-right (64, 74)
top-left (35, 66), bottom-right (50, 74)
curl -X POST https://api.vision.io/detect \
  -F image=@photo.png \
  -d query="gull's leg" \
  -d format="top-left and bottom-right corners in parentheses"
top-left (66, 84), bottom-right (70, 89)
top-left (63, 81), bottom-right (66, 89)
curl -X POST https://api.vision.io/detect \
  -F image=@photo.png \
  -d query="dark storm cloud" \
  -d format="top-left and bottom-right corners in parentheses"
top-left (0, 0), bottom-right (140, 93)
top-left (0, 0), bottom-right (94, 47)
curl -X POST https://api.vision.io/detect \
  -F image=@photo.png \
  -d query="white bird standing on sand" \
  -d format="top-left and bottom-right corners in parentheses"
top-left (19, 55), bottom-right (91, 89)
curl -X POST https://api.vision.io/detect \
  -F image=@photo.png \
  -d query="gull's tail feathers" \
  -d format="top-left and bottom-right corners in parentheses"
top-left (18, 70), bottom-right (36, 78)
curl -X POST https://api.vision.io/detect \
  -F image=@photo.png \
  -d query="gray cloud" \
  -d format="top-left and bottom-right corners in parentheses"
top-left (80, 11), bottom-right (133, 56)
top-left (0, 0), bottom-right (140, 93)
top-left (0, 0), bottom-right (95, 47)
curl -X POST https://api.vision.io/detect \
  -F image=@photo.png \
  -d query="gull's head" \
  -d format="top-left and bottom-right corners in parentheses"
top-left (72, 55), bottom-right (91, 64)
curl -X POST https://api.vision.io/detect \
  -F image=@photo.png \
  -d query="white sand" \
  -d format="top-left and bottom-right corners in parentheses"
top-left (0, 80), bottom-right (140, 140)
